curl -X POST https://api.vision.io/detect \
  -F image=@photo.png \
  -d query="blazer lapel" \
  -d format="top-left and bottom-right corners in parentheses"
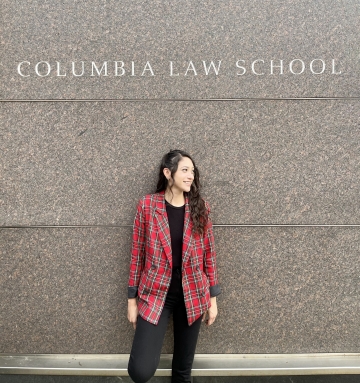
top-left (154, 193), bottom-right (173, 267)
top-left (182, 196), bottom-right (193, 267)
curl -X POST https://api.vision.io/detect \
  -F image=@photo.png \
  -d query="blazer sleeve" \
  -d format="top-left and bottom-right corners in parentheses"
top-left (128, 198), bottom-right (146, 298)
top-left (203, 202), bottom-right (221, 297)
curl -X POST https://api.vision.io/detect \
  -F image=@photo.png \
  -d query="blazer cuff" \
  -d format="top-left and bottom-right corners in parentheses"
top-left (128, 286), bottom-right (138, 298)
top-left (210, 284), bottom-right (221, 297)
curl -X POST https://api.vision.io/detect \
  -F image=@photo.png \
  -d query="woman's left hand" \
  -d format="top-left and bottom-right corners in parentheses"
top-left (202, 297), bottom-right (217, 326)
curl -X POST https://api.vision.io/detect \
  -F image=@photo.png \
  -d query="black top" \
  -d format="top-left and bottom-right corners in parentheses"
top-left (165, 200), bottom-right (185, 269)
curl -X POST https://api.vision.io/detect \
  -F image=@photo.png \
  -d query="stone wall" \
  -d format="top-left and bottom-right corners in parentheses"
top-left (1, 0), bottom-right (359, 353)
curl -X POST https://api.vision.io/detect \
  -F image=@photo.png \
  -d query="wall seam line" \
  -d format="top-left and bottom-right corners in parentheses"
top-left (1, 97), bottom-right (360, 102)
top-left (1, 224), bottom-right (360, 229)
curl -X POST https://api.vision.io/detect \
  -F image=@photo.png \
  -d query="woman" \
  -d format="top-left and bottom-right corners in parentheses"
top-left (127, 149), bottom-right (221, 383)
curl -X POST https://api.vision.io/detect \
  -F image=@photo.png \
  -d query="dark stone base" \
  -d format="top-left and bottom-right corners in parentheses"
top-left (1, 376), bottom-right (360, 383)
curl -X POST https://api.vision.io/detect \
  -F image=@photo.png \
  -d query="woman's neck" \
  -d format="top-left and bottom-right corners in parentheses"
top-left (164, 189), bottom-right (185, 207)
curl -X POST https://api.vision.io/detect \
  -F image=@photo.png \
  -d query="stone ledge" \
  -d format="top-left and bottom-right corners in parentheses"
top-left (1, 354), bottom-right (359, 376)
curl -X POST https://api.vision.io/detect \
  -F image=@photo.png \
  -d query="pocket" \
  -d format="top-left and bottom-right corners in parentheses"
top-left (138, 268), bottom-right (154, 295)
top-left (201, 271), bottom-right (210, 289)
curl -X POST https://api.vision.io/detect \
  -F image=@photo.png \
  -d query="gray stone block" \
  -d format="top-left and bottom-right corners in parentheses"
top-left (1, 226), bottom-right (359, 353)
top-left (207, 226), bottom-right (360, 353)
top-left (0, 227), bottom-right (134, 354)
top-left (2, 0), bottom-right (359, 99)
top-left (1, 101), bottom-right (359, 226)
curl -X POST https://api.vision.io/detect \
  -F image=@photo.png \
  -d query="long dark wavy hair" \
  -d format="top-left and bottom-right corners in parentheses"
top-left (156, 150), bottom-right (209, 234)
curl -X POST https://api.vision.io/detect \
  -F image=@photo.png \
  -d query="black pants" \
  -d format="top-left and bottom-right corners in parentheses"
top-left (128, 269), bottom-right (202, 383)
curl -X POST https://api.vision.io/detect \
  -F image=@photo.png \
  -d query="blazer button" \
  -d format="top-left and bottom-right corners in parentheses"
top-left (151, 264), bottom-right (156, 270)
top-left (143, 289), bottom-right (149, 295)
top-left (196, 266), bottom-right (200, 270)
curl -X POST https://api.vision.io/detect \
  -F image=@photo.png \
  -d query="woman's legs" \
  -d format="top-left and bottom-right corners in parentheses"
top-left (171, 297), bottom-right (202, 383)
top-left (127, 286), bottom-right (183, 383)
top-left (128, 308), bottom-right (171, 383)
top-left (128, 270), bottom-right (202, 383)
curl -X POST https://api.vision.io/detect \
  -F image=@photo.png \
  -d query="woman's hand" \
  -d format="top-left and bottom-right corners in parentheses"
top-left (202, 297), bottom-right (218, 326)
top-left (127, 298), bottom-right (138, 330)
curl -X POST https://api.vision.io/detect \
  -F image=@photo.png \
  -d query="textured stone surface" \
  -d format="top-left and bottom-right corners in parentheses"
top-left (0, 227), bottom-right (133, 354)
top-left (1, 227), bottom-right (359, 353)
top-left (1, 0), bottom-right (360, 360)
top-left (2, 0), bottom-right (359, 99)
top-left (207, 227), bottom-right (360, 354)
top-left (1, 100), bottom-right (360, 226)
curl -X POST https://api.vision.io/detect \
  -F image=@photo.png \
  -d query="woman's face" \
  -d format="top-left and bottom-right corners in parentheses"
top-left (167, 157), bottom-right (195, 194)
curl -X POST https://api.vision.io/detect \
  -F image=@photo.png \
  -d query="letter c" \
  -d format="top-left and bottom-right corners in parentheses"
top-left (17, 61), bottom-right (30, 77)
top-left (251, 60), bottom-right (264, 75)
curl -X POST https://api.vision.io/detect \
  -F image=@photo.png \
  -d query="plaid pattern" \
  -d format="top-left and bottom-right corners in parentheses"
top-left (128, 191), bottom-right (220, 326)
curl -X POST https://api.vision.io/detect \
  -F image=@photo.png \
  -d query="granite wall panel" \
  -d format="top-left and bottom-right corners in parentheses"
top-left (0, 227), bottom-right (134, 354)
top-left (1, 0), bottom-right (359, 357)
top-left (2, 101), bottom-right (359, 226)
top-left (1, 0), bottom-right (359, 99)
top-left (1, 227), bottom-right (359, 353)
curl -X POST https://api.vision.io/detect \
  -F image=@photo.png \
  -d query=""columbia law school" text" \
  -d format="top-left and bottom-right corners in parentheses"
top-left (17, 59), bottom-right (342, 77)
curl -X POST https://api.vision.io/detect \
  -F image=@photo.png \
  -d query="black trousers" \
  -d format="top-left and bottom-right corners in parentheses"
top-left (128, 269), bottom-right (202, 383)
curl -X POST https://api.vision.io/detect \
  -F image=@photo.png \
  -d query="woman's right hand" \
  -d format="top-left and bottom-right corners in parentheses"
top-left (127, 298), bottom-right (138, 330)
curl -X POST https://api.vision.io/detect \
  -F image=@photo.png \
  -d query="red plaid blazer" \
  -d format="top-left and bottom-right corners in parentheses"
top-left (128, 191), bottom-right (220, 326)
